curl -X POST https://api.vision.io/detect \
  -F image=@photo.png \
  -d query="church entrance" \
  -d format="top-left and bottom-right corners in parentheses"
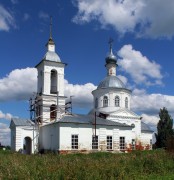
top-left (24, 137), bottom-right (32, 154)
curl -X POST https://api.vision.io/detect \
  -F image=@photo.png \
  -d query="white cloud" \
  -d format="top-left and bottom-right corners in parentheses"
top-left (73, 0), bottom-right (174, 39)
top-left (0, 67), bottom-right (37, 101)
top-left (0, 111), bottom-right (13, 120)
top-left (132, 89), bottom-right (174, 115)
top-left (117, 75), bottom-right (128, 85)
top-left (0, 123), bottom-right (10, 146)
top-left (0, 4), bottom-right (16, 31)
top-left (64, 79), bottom-right (96, 108)
top-left (141, 113), bottom-right (159, 131)
top-left (118, 44), bottom-right (163, 86)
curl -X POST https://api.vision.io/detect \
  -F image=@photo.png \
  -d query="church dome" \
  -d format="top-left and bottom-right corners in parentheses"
top-left (105, 52), bottom-right (117, 64)
top-left (97, 76), bottom-right (126, 89)
top-left (43, 51), bottom-right (61, 62)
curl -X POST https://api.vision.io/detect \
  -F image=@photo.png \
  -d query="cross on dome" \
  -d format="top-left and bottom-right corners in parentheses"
top-left (108, 38), bottom-right (114, 54)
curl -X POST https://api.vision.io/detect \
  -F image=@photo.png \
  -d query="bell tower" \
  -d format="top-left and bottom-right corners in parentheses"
top-left (35, 17), bottom-right (67, 124)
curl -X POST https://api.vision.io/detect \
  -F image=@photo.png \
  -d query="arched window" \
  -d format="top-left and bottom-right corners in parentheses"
top-left (115, 96), bottom-right (120, 107)
top-left (50, 104), bottom-right (56, 121)
top-left (50, 70), bottom-right (57, 94)
top-left (103, 96), bottom-right (108, 107)
top-left (95, 98), bottom-right (98, 108)
top-left (125, 97), bottom-right (128, 108)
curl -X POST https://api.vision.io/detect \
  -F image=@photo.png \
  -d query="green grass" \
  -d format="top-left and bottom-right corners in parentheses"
top-left (0, 150), bottom-right (174, 179)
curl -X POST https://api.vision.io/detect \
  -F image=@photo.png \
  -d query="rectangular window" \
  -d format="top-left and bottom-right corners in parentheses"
top-left (92, 135), bottom-right (98, 149)
top-left (150, 139), bottom-right (152, 149)
top-left (71, 135), bottom-right (78, 149)
top-left (107, 136), bottom-right (112, 150)
top-left (120, 137), bottom-right (125, 150)
top-left (132, 139), bottom-right (136, 150)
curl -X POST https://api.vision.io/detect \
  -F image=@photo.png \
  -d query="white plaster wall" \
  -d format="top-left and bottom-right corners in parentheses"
top-left (10, 127), bottom-right (16, 151)
top-left (141, 132), bottom-right (153, 149)
top-left (93, 88), bottom-right (131, 112)
top-left (39, 123), bottom-right (60, 151)
top-left (39, 122), bottom-right (137, 152)
top-left (14, 126), bottom-right (37, 153)
top-left (107, 116), bottom-right (141, 139)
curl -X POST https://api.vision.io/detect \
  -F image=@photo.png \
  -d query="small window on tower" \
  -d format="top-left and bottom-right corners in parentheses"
top-left (103, 96), bottom-right (108, 107)
top-left (115, 96), bottom-right (120, 107)
top-left (50, 70), bottom-right (57, 94)
top-left (125, 97), bottom-right (128, 108)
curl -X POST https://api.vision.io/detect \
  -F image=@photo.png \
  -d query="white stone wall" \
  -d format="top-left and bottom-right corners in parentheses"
top-left (140, 132), bottom-right (153, 149)
top-left (39, 122), bottom-right (134, 152)
top-left (11, 126), bottom-right (37, 153)
top-left (93, 88), bottom-right (131, 112)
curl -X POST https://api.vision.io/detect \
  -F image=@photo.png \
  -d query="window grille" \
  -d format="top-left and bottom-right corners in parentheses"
top-left (107, 136), bottom-right (112, 150)
top-left (115, 96), bottom-right (120, 107)
top-left (71, 135), bottom-right (78, 149)
top-left (120, 137), bottom-right (125, 150)
top-left (92, 135), bottom-right (98, 149)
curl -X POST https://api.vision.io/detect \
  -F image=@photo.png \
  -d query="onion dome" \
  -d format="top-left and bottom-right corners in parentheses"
top-left (105, 38), bottom-right (117, 65)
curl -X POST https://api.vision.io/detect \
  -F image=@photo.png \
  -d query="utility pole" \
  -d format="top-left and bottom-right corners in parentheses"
top-left (57, 91), bottom-right (60, 120)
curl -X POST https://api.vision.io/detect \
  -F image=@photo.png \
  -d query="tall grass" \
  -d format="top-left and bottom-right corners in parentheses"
top-left (0, 150), bottom-right (174, 179)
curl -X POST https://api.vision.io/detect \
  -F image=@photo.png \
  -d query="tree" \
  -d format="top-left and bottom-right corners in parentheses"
top-left (155, 107), bottom-right (174, 148)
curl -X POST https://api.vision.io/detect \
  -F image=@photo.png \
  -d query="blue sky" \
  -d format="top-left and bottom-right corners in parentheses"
top-left (0, 0), bottom-right (174, 145)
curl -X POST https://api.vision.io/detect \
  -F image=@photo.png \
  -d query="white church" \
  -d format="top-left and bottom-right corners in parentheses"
top-left (10, 23), bottom-right (153, 154)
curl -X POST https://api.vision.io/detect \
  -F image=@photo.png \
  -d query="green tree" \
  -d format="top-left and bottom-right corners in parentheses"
top-left (155, 107), bottom-right (174, 148)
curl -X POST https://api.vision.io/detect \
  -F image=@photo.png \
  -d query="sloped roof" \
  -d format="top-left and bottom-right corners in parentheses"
top-left (141, 122), bottom-right (153, 133)
top-left (10, 118), bottom-right (34, 126)
top-left (59, 114), bottom-right (131, 127)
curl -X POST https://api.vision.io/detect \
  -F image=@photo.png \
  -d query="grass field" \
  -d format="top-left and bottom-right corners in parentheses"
top-left (0, 150), bottom-right (174, 179)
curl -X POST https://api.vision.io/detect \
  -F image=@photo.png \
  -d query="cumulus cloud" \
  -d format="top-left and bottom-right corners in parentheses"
top-left (117, 75), bottom-right (128, 85)
top-left (132, 89), bottom-right (174, 116)
top-left (0, 111), bottom-right (13, 120)
top-left (64, 79), bottom-right (96, 108)
top-left (0, 67), bottom-right (37, 101)
top-left (141, 113), bottom-right (159, 132)
top-left (118, 44), bottom-right (163, 86)
top-left (73, 0), bottom-right (174, 39)
top-left (0, 68), bottom-right (96, 108)
top-left (0, 123), bottom-right (10, 145)
top-left (0, 4), bottom-right (16, 31)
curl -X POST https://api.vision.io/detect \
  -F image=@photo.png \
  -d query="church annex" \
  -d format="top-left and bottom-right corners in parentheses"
top-left (10, 23), bottom-right (153, 154)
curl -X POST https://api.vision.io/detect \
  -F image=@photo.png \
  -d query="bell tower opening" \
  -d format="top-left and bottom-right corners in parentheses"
top-left (50, 104), bottom-right (57, 121)
top-left (50, 70), bottom-right (57, 94)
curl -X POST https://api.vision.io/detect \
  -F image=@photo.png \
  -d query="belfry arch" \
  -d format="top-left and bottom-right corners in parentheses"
top-left (50, 69), bottom-right (57, 94)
